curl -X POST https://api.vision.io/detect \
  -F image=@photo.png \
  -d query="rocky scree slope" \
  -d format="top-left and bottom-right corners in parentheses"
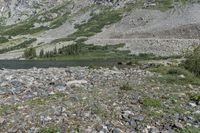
top-left (0, 66), bottom-right (199, 132)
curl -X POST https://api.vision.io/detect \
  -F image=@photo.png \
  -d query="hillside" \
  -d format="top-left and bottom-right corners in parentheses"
top-left (1, 1), bottom-right (200, 133)
top-left (0, 0), bottom-right (199, 59)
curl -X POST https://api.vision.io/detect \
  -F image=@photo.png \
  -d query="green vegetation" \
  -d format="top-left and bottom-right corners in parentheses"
top-left (0, 20), bottom-right (48, 36)
top-left (156, 0), bottom-right (173, 10)
top-left (183, 46), bottom-right (200, 77)
top-left (119, 84), bottom-right (133, 91)
top-left (50, 11), bottom-right (71, 28)
top-left (39, 43), bottom-right (131, 60)
top-left (0, 3), bottom-right (70, 36)
top-left (38, 126), bottom-right (60, 133)
top-left (0, 104), bottom-right (18, 115)
top-left (26, 93), bottom-right (66, 106)
top-left (0, 38), bottom-right (36, 54)
top-left (149, 66), bottom-right (200, 85)
top-left (175, 127), bottom-right (200, 133)
top-left (24, 47), bottom-right (37, 59)
top-left (139, 97), bottom-right (161, 107)
top-left (68, 9), bottom-right (123, 40)
top-left (0, 37), bottom-right (9, 44)
top-left (190, 93), bottom-right (200, 104)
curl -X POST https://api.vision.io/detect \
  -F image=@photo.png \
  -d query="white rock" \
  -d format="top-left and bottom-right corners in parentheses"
top-left (67, 80), bottom-right (88, 86)
top-left (189, 102), bottom-right (197, 107)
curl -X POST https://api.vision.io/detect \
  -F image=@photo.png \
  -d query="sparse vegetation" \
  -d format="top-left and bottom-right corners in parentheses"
top-left (38, 126), bottom-right (60, 133)
top-left (0, 5), bottom-right (70, 36)
top-left (149, 66), bottom-right (200, 85)
top-left (183, 46), bottom-right (200, 77)
top-left (156, 0), bottom-right (173, 11)
top-left (140, 97), bottom-right (161, 107)
top-left (68, 9), bottom-right (123, 40)
top-left (175, 127), bottom-right (200, 133)
top-left (120, 84), bottom-right (133, 91)
top-left (0, 38), bottom-right (37, 54)
top-left (0, 104), bottom-right (18, 115)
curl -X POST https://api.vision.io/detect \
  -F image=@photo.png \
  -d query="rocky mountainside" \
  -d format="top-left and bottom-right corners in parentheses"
top-left (0, 0), bottom-right (200, 59)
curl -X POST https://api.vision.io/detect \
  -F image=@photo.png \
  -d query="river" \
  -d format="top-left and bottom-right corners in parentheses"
top-left (0, 60), bottom-right (120, 69)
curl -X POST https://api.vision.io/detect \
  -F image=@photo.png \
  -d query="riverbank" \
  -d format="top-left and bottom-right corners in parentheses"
top-left (0, 66), bottom-right (199, 132)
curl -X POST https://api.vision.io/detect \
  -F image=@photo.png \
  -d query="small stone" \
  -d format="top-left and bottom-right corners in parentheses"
top-left (133, 114), bottom-right (145, 121)
top-left (189, 102), bottom-right (197, 107)
top-left (188, 84), bottom-right (193, 89)
top-left (49, 91), bottom-right (55, 95)
top-left (112, 128), bottom-right (123, 133)
top-left (149, 127), bottom-right (159, 133)
top-left (179, 75), bottom-right (185, 78)
top-left (174, 121), bottom-right (184, 129)
top-left (129, 120), bottom-right (137, 128)
top-left (0, 118), bottom-right (5, 125)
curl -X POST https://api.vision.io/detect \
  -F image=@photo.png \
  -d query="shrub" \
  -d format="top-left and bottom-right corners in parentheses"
top-left (190, 93), bottom-right (200, 104)
top-left (120, 84), bottom-right (132, 91)
top-left (39, 49), bottom-right (44, 57)
top-left (24, 47), bottom-right (36, 59)
top-left (0, 37), bottom-right (9, 44)
top-left (183, 46), bottom-right (200, 77)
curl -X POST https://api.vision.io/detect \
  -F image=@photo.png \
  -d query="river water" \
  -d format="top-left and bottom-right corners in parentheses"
top-left (0, 60), bottom-right (120, 69)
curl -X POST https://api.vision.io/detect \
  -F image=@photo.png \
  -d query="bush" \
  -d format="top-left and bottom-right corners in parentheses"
top-left (120, 84), bottom-right (132, 91)
top-left (0, 37), bottom-right (9, 44)
top-left (39, 49), bottom-right (44, 57)
top-left (24, 47), bottom-right (36, 59)
top-left (190, 93), bottom-right (200, 104)
top-left (183, 46), bottom-right (200, 77)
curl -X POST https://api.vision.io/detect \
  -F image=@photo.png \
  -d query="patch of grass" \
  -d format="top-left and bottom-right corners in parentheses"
top-left (175, 127), bottom-right (200, 133)
top-left (156, 0), bottom-right (173, 11)
top-left (0, 19), bottom-right (49, 36)
top-left (190, 93), bottom-right (200, 104)
top-left (119, 84), bottom-right (133, 91)
top-left (51, 38), bottom-right (72, 44)
top-left (149, 66), bottom-right (200, 85)
top-left (49, 11), bottom-right (71, 29)
top-left (0, 38), bottom-right (37, 54)
top-left (26, 93), bottom-right (66, 106)
top-left (0, 37), bottom-right (9, 44)
top-left (38, 126), bottom-right (60, 133)
top-left (140, 97), bottom-right (161, 108)
top-left (0, 105), bottom-right (19, 115)
top-left (68, 9), bottom-right (123, 40)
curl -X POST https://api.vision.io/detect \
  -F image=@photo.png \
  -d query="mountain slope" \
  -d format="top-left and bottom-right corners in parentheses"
top-left (0, 0), bottom-right (200, 59)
